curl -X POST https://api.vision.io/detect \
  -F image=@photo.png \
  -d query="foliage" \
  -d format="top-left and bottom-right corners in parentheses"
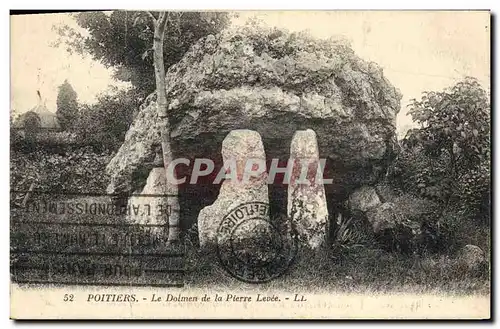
top-left (56, 80), bottom-right (79, 130)
top-left (73, 88), bottom-right (140, 151)
top-left (22, 111), bottom-right (42, 139)
top-left (393, 77), bottom-right (490, 220)
top-left (10, 148), bottom-right (112, 194)
top-left (330, 212), bottom-right (371, 258)
top-left (53, 11), bottom-right (231, 152)
top-left (391, 145), bottom-right (449, 201)
top-left (11, 131), bottom-right (80, 154)
top-left (55, 11), bottom-right (231, 99)
top-left (438, 209), bottom-right (491, 253)
top-left (406, 77), bottom-right (490, 166)
top-left (184, 222), bottom-right (199, 248)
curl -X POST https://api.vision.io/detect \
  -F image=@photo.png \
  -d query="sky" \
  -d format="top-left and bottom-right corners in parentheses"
top-left (10, 11), bottom-right (490, 137)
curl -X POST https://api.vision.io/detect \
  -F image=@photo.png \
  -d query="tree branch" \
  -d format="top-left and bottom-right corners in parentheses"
top-left (157, 11), bottom-right (168, 30)
top-left (146, 11), bottom-right (157, 24)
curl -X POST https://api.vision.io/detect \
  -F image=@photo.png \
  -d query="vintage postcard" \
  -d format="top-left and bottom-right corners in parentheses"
top-left (10, 10), bottom-right (491, 319)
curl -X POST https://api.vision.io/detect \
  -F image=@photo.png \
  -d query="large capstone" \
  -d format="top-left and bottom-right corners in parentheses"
top-left (197, 130), bottom-right (269, 247)
top-left (287, 129), bottom-right (328, 249)
top-left (106, 25), bottom-right (402, 204)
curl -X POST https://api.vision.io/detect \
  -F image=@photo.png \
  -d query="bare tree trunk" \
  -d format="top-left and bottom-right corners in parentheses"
top-left (151, 12), bottom-right (181, 243)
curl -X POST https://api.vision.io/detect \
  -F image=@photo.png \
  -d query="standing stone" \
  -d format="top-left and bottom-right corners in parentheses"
top-left (287, 129), bottom-right (328, 249)
top-left (127, 167), bottom-right (170, 236)
top-left (198, 130), bottom-right (269, 248)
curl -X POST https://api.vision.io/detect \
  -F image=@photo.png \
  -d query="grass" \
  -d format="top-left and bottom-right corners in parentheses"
top-left (10, 195), bottom-right (490, 296)
top-left (182, 243), bottom-right (490, 295)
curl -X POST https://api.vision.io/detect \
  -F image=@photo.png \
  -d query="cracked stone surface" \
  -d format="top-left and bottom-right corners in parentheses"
top-left (288, 129), bottom-right (328, 249)
top-left (197, 129), bottom-right (269, 247)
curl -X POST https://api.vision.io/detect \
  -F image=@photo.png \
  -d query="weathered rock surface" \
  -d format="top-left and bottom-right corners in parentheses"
top-left (349, 186), bottom-right (381, 212)
top-left (348, 184), bottom-right (442, 253)
top-left (350, 184), bottom-right (439, 232)
top-left (365, 202), bottom-right (399, 233)
top-left (106, 25), bottom-right (402, 199)
top-left (106, 103), bottom-right (161, 194)
top-left (459, 244), bottom-right (486, 271)
top-left (126, 167), bottom-right (170, 228)
top-left (197, 130), bottom-right (269, 247)
top-left (287, 129), bottom-right (328, 249)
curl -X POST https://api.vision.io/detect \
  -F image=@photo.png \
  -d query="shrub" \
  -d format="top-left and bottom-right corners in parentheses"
top-left (10, 148), bottom-right (112, 196)
top-left (330, 212), bottom-right (373, 259)
top-left (394, 78), bottom-right (490, 223)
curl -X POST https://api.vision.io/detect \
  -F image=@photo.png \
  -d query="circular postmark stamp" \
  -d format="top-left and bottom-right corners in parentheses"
top-left (216, 202), bottom-right (297, 283)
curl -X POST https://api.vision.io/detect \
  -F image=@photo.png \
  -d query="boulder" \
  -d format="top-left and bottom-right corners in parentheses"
top-left (347, 184), bottom-right (445, 253)
top-left (365, 202), bottom-right (399, 233)
top-left (197, 130), bottom-right (269, 247)
top-left (459, 244), bottom-right (486, 271)
top-left (287, 129), bottom-right (328, 249)
top-left (374, 183), bottom-right (400, 203)
top-left (349, 186), bottom-right (381, 212)
top-left (106, 25), bottom-right (401, 201)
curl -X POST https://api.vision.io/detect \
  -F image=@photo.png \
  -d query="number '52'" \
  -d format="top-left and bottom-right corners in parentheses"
top-left (63, 294), bottom-right (74, 302)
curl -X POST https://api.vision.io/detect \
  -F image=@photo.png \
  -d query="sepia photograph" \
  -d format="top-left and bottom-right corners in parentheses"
top-left (9, 9), bottom-right (491, 319)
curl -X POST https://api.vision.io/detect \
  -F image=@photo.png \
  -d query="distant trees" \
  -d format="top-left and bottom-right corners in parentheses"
top-left (53, 10), bottom-right (231, 150)
top-left (73, 88), bottom-right (141, 151)
top-left (56, 79), bottom-right (78, 130)
top-left (22, 112), bottom-right (42, 140)
top-left (55, 10), bottom-right (232, 241)
top-left (55, 11), bottom-right (231, 100)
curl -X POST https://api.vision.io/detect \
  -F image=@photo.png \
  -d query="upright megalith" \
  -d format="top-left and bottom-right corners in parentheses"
top-left (126, 167), bottom-right (171, 235)
top-left (287, 129), bottom-right (328, 249)
top-left (197, 129), bottom-right (269, 247)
